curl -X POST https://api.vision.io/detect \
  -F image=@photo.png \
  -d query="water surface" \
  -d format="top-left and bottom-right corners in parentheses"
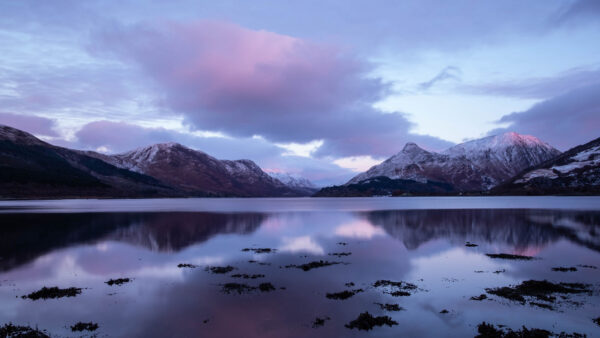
top-left (1, 197), bottom-right (599, 337)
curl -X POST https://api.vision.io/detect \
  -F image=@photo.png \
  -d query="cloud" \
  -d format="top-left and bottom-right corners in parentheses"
top-left (554, 0), bottom-right (600, 25)
top-left (462, 66), bottom-right (600, 99)
top-left (279, 236), bottom-right (324, 255)
top-left (91, 20), bottom-right (452, 158)
top-left (0, 112), bottom-right (59, 137)
top-left (419, 66), bottom-right (461, 91)
top-left (493, 83), bottom-right (600, 150)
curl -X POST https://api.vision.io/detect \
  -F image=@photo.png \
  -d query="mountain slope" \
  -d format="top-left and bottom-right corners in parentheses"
top-left (268, 172), bottom-right (319, 195)
top-left (493, 136), bottom-right (600, 195)
top-left (89, 143), bottom-right (308, 197)
top-left (0, 125), bottom-right (177, 198)
top-left (346, 132), bottom-right (560, 192)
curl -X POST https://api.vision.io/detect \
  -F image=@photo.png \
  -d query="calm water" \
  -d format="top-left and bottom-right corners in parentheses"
top-left (0, 197), bottom-right (599, 337)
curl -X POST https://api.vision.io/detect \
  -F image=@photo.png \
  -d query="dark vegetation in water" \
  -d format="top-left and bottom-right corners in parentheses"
top-left (177, 263), bottom-right (197, 268)
top-left (326, 289), bottom-right (363, 300)
top-left (373, 279), bottom-right (418, 297)
top-left (593, 317), bottom-right (600, 326)
top-left (242, 248), bottom-right (276, 254)
top-left (22, 286), bottom-right (82, 300)
top-left (248, 260), bottom-right (271, 266)
top-left (220, 282), bottom-right (277, 294)
top-left (465, 242), bottom-right (479, 247)
top-left (374, 303), bottom-right (403, 311)
top-left (258, 282), bottom-right (276, 292)
top-left (312, 316), bottom-right (331, 328)
top-left (471, 294), bottom-right (487, 301)
top-left (206, 266), bottom-right (235, 274)
top-left (337, 242), bottom-right (348, 246)
top-left (440, 309), bottom-right (449, 314)
top-left (475, 322), bottom-right (584, 338)
top-left (328, 252), bottom-right (352, 257)
top-left (529, 302), bottom-right (554, 310)
top-left (577, 264), bottom-right (597, 269)
top-left (344, 312), bottom-right (398, 331)
top-left (551, 267), bottom-right (577, 272)
top-left (71, 322), bottom-right (99, 332)
top-left (231, 273), bottom-right (265, 279)
top-left (345, 282), bottom-right (355, 287)
top-left (475, 322), bottom-right (550, 338)
top-left (0, 323), bottom-right (49, 338)
top-left (485, 253), bottom-right (535, 260)
top-left (105, 278), bottom-right (131, 286)
top-left (285, 260), bottom-right (341, 271)
top-left (486, 280), bottom-right (591, 304)
top-left (493, 269), bottom-right (506, 274)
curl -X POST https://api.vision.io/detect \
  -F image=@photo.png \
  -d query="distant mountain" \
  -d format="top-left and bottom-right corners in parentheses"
top-left (345, 132), bottom-right (560, 192)
top-left (268, 172), bottom-right (319, 195)
top-left (0, 125), bottom-right (177, 198)
top-left (88, 142), bottom-right (308, 197)
top-left (493, 136), bottom-right (600, 195)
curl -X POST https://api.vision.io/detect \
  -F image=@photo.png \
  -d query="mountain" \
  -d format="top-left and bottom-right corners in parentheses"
top-left (0, 125), bottom-right (177, 198)
top-left (88, 142), bottom-right (308, 197)
top-left (268, 172), bottom-right (319, 195)
top-left (493, 136), bottom-right (600, 195)
top-left (313, 176), bottom-right (455, 197)
top-left (344, 132), bottom-right (560, 192)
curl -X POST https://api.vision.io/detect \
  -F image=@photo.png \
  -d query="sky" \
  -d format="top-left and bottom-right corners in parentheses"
top-left (1, 0), bottom-right (599, 186)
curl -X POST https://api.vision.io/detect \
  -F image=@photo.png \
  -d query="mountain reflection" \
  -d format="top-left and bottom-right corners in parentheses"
top-left (0, 212), bottom-right (266, 271)
top-left (364, 209), bottom-right (600, 252)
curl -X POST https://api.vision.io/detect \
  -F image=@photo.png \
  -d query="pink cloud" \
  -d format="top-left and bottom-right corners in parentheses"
top-left (93, 20), bottom-right (452, 157)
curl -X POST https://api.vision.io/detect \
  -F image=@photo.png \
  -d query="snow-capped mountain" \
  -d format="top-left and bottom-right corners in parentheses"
top-left (268, 172), bottom-right (319, 195)
top-left (0, 125), bottom-right (176, 198)
top-left (347, 132), bottom-right (561, 192)
top-left (495, 136), bottom-right (600, 194)
top-left (89, 142), bottom-right (308, 197)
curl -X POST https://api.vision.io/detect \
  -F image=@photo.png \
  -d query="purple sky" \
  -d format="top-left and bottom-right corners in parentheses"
top-left (1, 1), bottom-right (599, 185)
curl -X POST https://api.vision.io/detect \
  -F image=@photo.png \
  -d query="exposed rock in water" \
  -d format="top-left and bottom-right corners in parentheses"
top-left (485, 280), bottom-right (591, 304)
top-left (206, 266), bottom-right (235, 274)
top-left (231, 274), bottom-right (265, 279)
top-left (551, 267), bottom-right (577, 272)
top-left (105, 278), bottom-right (132, 286)
top-left (22, 286), bottom-right (82, 300)
top-left (485, 253), bottom-right (535, 260)
top-left (285, 260), bottom-right (341, 271)
top-left (242, 248), bottom-right (276, 254)
top-left (177, 263), bottom-right (197, 268)
top-left (0, 323), bottom-right (50, 338)
top-left (470, 294), bottom-right (487, 301)
top-left (475, 322), bottom-right (583, 338)
top-left (312, 316), bottom-right (331, 328)
top-left (374, 303), bottom-right (404, 312)
top-left (325, 289), bottom-right (363, 300)
top-left (71, 322), bottom-right (99, 332)
top-left (344, 312), bottom-right (398, 331)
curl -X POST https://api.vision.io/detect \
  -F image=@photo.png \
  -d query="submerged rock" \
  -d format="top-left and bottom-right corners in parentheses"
top-left (71, 322), bottom-right (99, 332)
top-left (345, 312), bottom-right (398, 331)
top-left (22, 286), bottom-right (82, 300)
top-left (0, 323), bottom-right (49, 337)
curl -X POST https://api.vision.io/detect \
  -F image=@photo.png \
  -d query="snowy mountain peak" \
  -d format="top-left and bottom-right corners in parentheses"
top-left (445, 132), bottom-right (553, 157)
top-left (268, 172), bottom-right (317, 189)
top-left (402, 142), bottom-right (425, 153)
top-left (347, 132), bottom-right (561, 191)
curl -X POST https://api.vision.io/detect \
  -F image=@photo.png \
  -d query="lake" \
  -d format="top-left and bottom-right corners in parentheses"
top-left (1, 197), bottom-right (599, 337)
